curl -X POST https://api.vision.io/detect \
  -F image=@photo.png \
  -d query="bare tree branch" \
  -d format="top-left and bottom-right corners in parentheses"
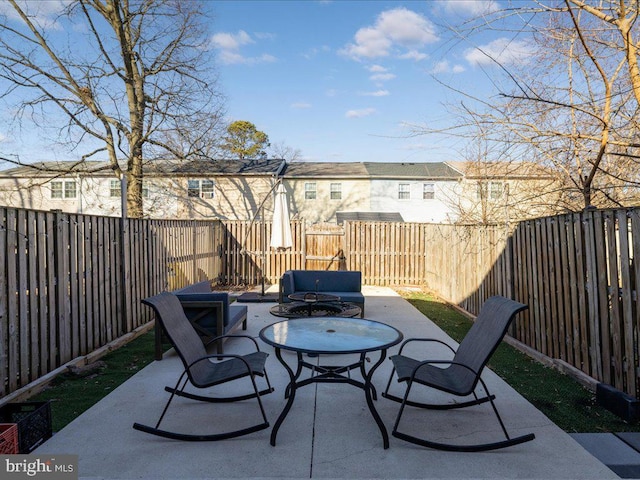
top-left (0, 0), bottom-right (225, 217)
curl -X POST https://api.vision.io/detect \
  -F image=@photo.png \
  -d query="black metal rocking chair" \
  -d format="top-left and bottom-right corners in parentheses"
top-left (382, 295), bottom-right (535, 452)
top-left (133, 291), bottom-right (274, 441)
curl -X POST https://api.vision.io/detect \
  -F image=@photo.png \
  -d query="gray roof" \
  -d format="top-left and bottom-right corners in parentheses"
top-left (445, 161), bottom-right (555, 179)
top-left (282, 162), bottom-right (369, 178)
top-left (0, 159), bottom-right (285, 178)
top-left (0, 161), bottom-right (116, 177)
top-left (152, 159), bottom-right (284, 176)
top-left (282, 161), bottom-right (462, 179)
top-left (364, 162), bottom-right (461, 178)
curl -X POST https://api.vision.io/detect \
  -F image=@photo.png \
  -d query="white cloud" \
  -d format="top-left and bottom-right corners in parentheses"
top-left (326, 89), bottom-right (338, 97)
top-left (340, 8), bottom-right (438, 60)
top-left (0, 1), bottom-right (71, 30)
top-left (291, 102), bottom-right (312, 109)
top-left (367, 65), bottom-right (388, 73)
top-left (216, 51), bottom-right (276, 65)
top-left (210, 30), bottom-right (254, 50)
top-left (209, 30), bottom-right (276, 65)
top-left (431, 60), bottom-right (465, 74)
top-left (370, 72), bottom-right (396, 83)
top-left (465, 38), bottom-right (534, 66)
top-left (441, 0), bottom-right (500, 16)
top-left (359, 90), bottom-right (390, 97)
top-left (257, 54), bottom-right (277, 63)
top-left (302, 45), bottom-right (331, 59)
top-left (377, 8), bottom-right (438, 45)
top-left (217, 51), bottom-right (246, 65)
top-left (345, 108), bottom-right (377, 118)
top-left (399, 50), bottom-right (428, 61)
top-left (401, 142), bottom-right (428, 151)
top-left (254, 32), bottom-right (277, 41)
top-left (344, 27), bottom-right (392, 59)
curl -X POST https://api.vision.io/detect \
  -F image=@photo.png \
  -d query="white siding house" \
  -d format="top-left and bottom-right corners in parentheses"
top-left (365, 162), bottom-right (463, 223)
top-left (0, 159), bottom-right (286, 220)
top-left (0, 159), bottom-right (561, 224)
top-left (281, 162), bottom-right (371, 224)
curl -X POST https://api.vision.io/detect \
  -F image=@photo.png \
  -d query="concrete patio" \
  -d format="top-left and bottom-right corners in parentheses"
top-left (35, 286), bottom-right (619, 479)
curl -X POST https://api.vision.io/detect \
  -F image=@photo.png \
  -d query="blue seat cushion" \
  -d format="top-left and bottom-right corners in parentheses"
top-left (291, 270), bottom-right (361, 292)
top-left (228, 305), bottom-right (248, 330)
top-left (315, 291), bottom-right (364, 304)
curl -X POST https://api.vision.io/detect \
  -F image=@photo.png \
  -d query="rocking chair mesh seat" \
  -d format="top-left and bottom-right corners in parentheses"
top-left (133, 291), bottom-right (274, 441)
top-left (391, 356), bottom-right (477, 396)
top-left (191, 352), bottom-right (268, 387)
top-left (383, 295), bottom-right (535, 452)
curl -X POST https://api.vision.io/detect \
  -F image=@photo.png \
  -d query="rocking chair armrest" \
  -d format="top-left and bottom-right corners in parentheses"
top-left (203, 334), bottom-right (263, 351)
top-left (410, 359), bottom-right (480, 382)
top-left (397, 337), bottom-right (456, 356)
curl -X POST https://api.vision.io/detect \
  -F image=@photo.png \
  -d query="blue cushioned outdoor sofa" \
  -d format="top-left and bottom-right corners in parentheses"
top-left (280, 270), bottom-right (365, 317)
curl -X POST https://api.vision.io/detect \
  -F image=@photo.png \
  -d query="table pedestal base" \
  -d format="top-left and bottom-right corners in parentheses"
top-left (270, 348), bottom-right (390, 448)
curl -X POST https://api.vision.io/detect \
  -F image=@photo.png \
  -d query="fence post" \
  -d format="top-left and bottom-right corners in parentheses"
top-left (192, 220), bottom-right (197, 284)
top-left (119, 215), bottom-right (129, 335)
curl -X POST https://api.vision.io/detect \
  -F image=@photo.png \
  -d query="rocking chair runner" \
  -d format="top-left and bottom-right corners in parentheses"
top-left (133, 291), bottom-right (274, 441)
top-left (382, 295), bottom-right (535, 452)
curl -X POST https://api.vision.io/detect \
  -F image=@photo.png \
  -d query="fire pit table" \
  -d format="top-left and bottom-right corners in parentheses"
top-left (270, 292), bottom-right (361, 318)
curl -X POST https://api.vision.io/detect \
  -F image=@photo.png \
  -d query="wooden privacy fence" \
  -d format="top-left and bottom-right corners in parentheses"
top-left (399, 210), bottom-right (640, 400)
top-left (344, 212), bottom-right (640, 399)
top-left (2, 206), bottom-right (640, 399)
top-left (0, 209), bottom-right (224, 399)
top-left (509, 210), bottom-right (640, 400)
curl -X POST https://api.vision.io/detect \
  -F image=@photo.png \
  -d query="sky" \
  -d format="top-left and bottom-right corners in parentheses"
top-left (0, 0), bottom-right (537, 165)
top-left (207, 0), bottom-right (533, 163)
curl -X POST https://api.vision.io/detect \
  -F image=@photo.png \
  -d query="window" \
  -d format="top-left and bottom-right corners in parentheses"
top-left (305, 182), bottom-right (316, 200)
top-left (477, 181), bottom-right (506, 201)
top-left (110, 180), bottom-right (121, 197)
top-left (112, 179), bottom-right (149, 198)
top-left (330, 183), bottom-right (342, 200)
top-left (51, 182), bottom-right (63, 199)
top-left (423, 183), bottom-right (434, 200)
top-left (490, 181), bottom-right (504, 200)
top-left (50, 180), bottom-right (76, 199)
top-left (187, 179), bottom-right (214, 199)
top-left (188, 180), bottom-right (200, 197)
top-left (398, 183), bottom-right (410, 200)
top-left (64, 181), bottom-right (77, 198)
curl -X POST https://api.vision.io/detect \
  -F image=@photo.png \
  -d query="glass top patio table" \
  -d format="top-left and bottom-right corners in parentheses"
top-left (259, 316), bottom-right (403, 449)
top-left (260, 316), bottom-right (401, 354)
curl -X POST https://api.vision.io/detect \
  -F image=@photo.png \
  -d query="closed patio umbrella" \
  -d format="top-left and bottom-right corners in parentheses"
top-left (270, 183), bottom-right (293, 250)
top-left (238, 180), bottom-right (288, 301)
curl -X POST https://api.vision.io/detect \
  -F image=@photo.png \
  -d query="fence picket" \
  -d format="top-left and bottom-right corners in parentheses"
top-left (3, 208), bottom-right (640, 399)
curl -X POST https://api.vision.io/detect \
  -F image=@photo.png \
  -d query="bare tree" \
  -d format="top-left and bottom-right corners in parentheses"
top-left (269, 141), bottom-right (302, 163)
top-left (441, 133), bottom-right (562, 224)
top-left (415, 0), bottom-right (640, 211)
top-left (0, 0), bottom-right (225, 217)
